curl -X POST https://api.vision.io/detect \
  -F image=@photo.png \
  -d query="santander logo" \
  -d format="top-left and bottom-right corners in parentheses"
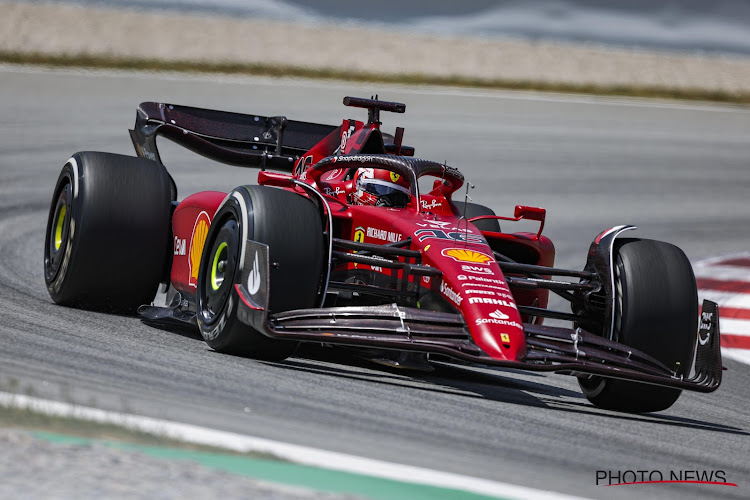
top-left (489, 309), bottom-right (509, 320)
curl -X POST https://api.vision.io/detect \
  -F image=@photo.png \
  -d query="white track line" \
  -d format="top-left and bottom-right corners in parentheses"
top-left (721, 348), bottom-right (750, 364)
top-left (719, 319), bottom-right (750, 336)
top-left (698, 291), bottom-right (750, 309)
top-left (695, 253), bottom-right (750, 366)
top-left (694, 253), bottom-right (750, 268)
top-left (693, 265), bottom-right (750, 282)
top-left (0, 392), bottom-right (586, 500)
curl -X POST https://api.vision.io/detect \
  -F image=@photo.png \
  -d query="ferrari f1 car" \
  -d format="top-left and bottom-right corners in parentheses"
top-left (44, 96), bottom-right (722, 413)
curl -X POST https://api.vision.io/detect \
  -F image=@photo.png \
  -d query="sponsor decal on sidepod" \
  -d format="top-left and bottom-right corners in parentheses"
top-left (442, 248), bottom-right (493, 265)
top-left (457, 274), bottom-right (508, 287)
top-left (188, 211), bottom-right (211, 287)
top-left (366, 227), bottom-right (402, 243)
top-left (461, 265), bottom-right (493, 275)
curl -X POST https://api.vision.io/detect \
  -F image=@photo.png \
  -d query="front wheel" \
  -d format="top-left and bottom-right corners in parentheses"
top-left (578, 238), bottom-right (698, 413)
top-left (196, 186), bottom-right (325, 360)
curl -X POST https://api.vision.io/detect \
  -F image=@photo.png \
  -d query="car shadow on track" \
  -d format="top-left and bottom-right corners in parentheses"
top-left (278, 346), bottom-right (749, 437)
top-left (272, 345), bottom-right (581, 409)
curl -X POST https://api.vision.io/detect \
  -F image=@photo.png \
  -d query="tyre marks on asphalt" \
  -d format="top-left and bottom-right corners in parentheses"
top-left (695, 254), bottom-right (750, 364)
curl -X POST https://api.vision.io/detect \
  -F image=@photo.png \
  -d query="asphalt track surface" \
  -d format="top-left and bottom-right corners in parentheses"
top-left (1, 66), bottom-right (749, 499)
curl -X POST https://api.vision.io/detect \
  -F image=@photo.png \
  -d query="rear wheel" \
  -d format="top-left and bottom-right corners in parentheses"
top-left (43, 152), bottom-right (172, 312)
top-left (578, 238), bottom-right (698, 413)
top-left (197, 186), bottom-right (325, 360)
top-left (453, 201), bottom-right (500, 232)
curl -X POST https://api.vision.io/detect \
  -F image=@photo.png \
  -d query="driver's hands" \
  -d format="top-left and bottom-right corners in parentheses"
top-left (376, 192), bottom-right (410, 208)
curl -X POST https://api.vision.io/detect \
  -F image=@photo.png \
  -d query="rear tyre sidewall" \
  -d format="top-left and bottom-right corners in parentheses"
top-left (579, 238), bottom-right (698, 413)
top-left (43, 152), bottom-right (172, 312)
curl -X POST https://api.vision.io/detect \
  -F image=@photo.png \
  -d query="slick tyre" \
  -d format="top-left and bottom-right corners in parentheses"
top-left (578, 238), bottom-right (698, 413)
top-left (453, 201), bottom-right (500, 232)
top-left (43, 152), bottom-right (172, 312)
top-left (197, 186), bottom-right (325, 360)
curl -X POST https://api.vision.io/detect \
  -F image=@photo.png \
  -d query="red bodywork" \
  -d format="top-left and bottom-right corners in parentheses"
top-left (169, 116), bottom-right (554, 362)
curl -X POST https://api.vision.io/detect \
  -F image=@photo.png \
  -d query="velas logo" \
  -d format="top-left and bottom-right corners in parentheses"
top-left (322, 168), bottom-right (343, 181)
top-left (442, 248), bottom-right (493, 265)
top-left (188, 211), bottom-right (211, 287)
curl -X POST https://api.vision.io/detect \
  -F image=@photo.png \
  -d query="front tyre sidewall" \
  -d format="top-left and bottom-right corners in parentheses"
top-left (579, 238), bottom-right (698, 413)
top-left (197, 199), bottom-right (245, 352)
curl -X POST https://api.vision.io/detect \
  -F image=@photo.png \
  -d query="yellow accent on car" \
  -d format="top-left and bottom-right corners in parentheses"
top-left (354, 226), bottom-right (365, 243)
top-left (444, 248), bottom-right (492, 264)
top-left (211, 242), bottom-right (228, 291)
top-left (190, 219), bottom-right (209, 282)
top-left (54, 205), bottom-right (66, 251)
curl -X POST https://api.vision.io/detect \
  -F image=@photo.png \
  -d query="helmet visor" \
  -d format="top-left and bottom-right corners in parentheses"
top-left (359, 179), bottom-right (411, 198)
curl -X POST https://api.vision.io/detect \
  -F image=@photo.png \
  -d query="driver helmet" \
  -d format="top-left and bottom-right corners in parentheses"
top-left (351, 168), bottom-right (411, 207)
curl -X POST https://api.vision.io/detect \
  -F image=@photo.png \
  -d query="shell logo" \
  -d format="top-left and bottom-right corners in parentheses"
top-left (188, 211), bottom-right (211, 287)
top-left (441, 248), bottom-right (493, 265)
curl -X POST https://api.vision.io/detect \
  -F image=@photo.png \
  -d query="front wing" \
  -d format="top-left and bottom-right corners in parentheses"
top-left (230, 243), bottom-right (721, 393)
top-left (236, 284), bottom-right (721, 392)
top-left (139, 241), bottom-right (722, 393)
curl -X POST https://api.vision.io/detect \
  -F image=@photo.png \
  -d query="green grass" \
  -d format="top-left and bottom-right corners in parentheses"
top-left (0, 404), bottom-right (280, 460)
top-left (3, 51), bottom-right (750, 104)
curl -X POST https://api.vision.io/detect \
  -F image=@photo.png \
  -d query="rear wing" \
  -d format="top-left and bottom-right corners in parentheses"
top-left (129, 102), bottom-right (339, 173)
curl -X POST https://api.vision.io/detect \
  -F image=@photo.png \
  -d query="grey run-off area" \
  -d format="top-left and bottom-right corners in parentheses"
top-left (2, 1), bottom-right (750, 94)
top-left (0, 66), bottom-right (749, 499)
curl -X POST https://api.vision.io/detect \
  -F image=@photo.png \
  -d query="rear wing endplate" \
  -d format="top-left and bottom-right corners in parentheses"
top-left (129, 102), bottom-right (338, 174)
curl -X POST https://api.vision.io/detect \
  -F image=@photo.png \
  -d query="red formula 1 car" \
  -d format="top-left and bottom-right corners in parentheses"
top-left (44, 96), bottom-right (722, 413)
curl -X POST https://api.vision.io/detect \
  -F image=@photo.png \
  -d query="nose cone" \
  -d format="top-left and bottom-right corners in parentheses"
top-left (395, 215), bottom-right (526, 361)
